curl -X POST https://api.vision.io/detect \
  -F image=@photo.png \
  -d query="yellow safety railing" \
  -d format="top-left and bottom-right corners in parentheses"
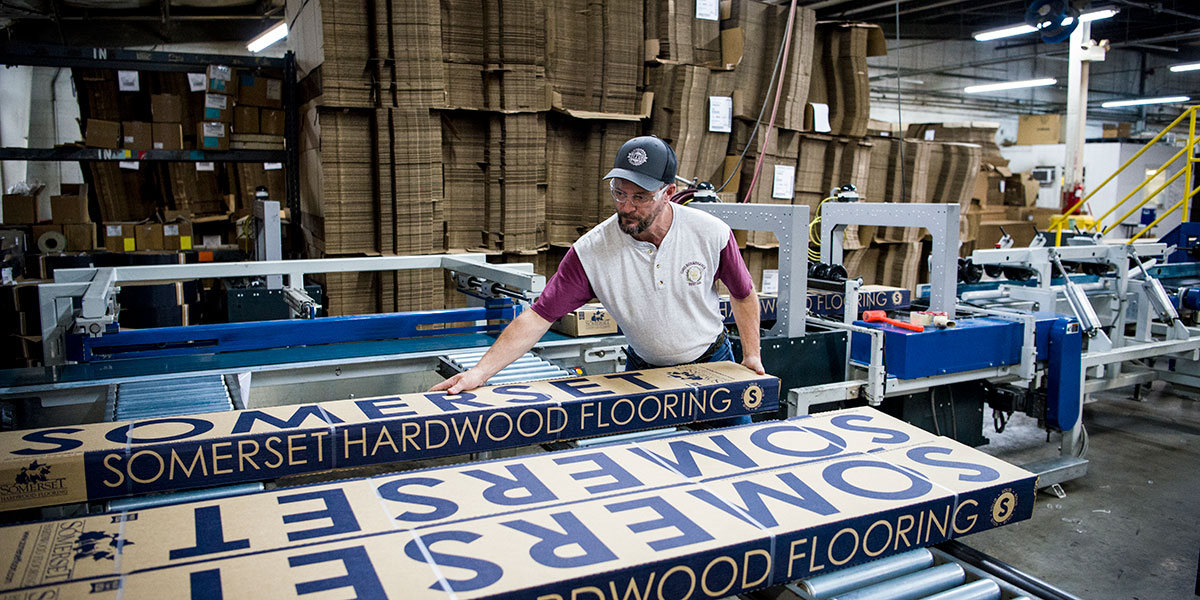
top-left (1052, 105), bottom-right (1200, 245)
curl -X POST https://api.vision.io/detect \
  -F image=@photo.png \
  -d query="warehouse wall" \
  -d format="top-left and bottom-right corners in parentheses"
top-left (0, 66), bottom-right (33, 196)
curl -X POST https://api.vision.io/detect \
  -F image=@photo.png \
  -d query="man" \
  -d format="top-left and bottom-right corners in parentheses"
top-left (432, 135), bottom-right (764, 396)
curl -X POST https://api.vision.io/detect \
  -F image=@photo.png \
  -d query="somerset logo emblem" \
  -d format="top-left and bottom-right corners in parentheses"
top-left (742, 384), bottom-right (764, 410)
top-left (627, 148), bottom-right (648, 166)
top-left (75, 530), bottom-right (133, 562)
top-left (16, 460), bottom-right (51, 485)
top-left (667, 370), bottom-right (704, 382)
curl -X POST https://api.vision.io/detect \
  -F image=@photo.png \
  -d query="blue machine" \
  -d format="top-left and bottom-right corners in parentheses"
top-left (1045, 318), bottom-right (1082, 431)
top-left (1156, 222), bottom-right (1200, 264)
top-left (850, 317), bottom-right (1023, 379)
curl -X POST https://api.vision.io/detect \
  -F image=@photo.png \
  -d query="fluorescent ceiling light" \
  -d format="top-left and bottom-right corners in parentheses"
top-left (964, 78), bottom-right (1057, 94)
top-left (1101, 96), bottom-right (1190, 108)
top-left (247, 21), bottom-right (287, 53)
top-left (1170, 62), bottom-right (1200, 73)
top-left (973, 7), bottom-right (1119, 41)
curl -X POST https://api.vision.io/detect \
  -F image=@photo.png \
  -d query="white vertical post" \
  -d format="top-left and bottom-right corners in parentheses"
top-left (1063, 22), bottom-right (1091, 209)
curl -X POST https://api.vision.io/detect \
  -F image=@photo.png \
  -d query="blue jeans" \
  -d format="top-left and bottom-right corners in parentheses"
top-left (624, 336), bottom-right (753, 427)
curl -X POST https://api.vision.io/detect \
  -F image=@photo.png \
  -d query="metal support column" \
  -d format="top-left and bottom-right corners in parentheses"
top-left (1063, 22), bottom-right (1091, 209)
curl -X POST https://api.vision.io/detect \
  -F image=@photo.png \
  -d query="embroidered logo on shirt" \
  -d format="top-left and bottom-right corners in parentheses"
top-left (627, 148), bottom-right (648, 166)
top-left (681, 261), bottom-right (706, 286)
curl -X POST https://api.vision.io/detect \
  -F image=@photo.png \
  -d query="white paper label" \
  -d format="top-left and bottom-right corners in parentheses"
top-left (809, 103), bottom-right (831, 133)
top-left (123, 136), bottom-right (134, 143)
top-left (924, 130), bottom-right (936, 141)
top-left (196, 162), bottom-right (216, 172)
top-left (188, 73), bottom-right (207, 92)
top-left (210, 65), bottom-right (232, 81)
top-left (761, 269), bottom-right (779, 294)
top-left (264, 162), bottom-right (283, 171)
top-left (106, 225), bottom-right (123, 236)
top-left (708, 96), bottom-right (732, 133)
top-left (696, 0), bottom-right (719, 20)
top-left (118, 161), bottom-right (140, 170)
top-left (202, 235), bottom-right (222, 247)
top-left (205, 94), bottom-right (228, 110)
top-left (1, 267), bottom-right (12, 285)
top-left (203, 122), bottom-right (225, 137)
top-left (267, 79), bottom-right (282, 100)
top-left (772, 165), bottom-right (795, 199)
top-left (153, 142), bottom-right (164, 149)
top-left (117, 70), bottom-right (140, 92)
top-left (164, 224), bottom-right (180, 236)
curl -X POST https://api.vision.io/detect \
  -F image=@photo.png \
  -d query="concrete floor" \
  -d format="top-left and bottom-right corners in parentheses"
top-left (965, 381), bottom-right (1200, 599)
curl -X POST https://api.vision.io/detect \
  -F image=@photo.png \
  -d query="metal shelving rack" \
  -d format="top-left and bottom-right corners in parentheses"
top-left (0, 42), bottom-right (301, 242)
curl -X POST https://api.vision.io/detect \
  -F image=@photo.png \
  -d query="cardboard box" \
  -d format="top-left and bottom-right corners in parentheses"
top-left (1103, 122), bottom-right (1132, 138)
top-left (553, 303), bottom-right (618, 336)
top-left (1004, 172), bottom-right (1040, 207)
top-left (84, 118), bottom-right (120, 149)
top-left (233, 105), bottom-right (260, 134)
top-left (121, 121), bottom-right (153, 151)
top-left (202, 93), bottom-right (233, 123)
top-left (1, 194), bottom-right (38, 224)
top-left (152, 122), bottom-right (184, 150)
top-left (150, 93), bottom-right (183, 123)
top-left (1016, 114), bottom-right (1064, 145)
top-left (162, 219), bottom-right (194, 251)
top-left (50, 194), bottom-right (88, 224)
top-left (205, 64), bottom-right (238, 95)
top-left (238, 74), bottom-right (283, 108)
top-left (259, 108), bottom-right (284, 136)
top-left (0, 406), bottom-right (1035, 598)
top-left (103, 222), bottom-right (138, 252)
top-left (31, 224), bottom-right (63, 252)
top-left (134, 222), bottom-right (164, 250)
top-left (0, 362), bottom-right (780, 511)
top-left (62, 223), bottom-right (96, 251)
top-left (197, 122), bottom-right (229, 150)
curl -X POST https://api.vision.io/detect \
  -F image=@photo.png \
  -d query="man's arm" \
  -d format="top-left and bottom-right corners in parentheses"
top-left (729, 291), bottom-right (765, 375)
top-left (429, 309), bottom-right (553, 394)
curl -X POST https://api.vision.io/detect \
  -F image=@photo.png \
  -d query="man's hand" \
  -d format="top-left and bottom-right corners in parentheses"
top-left (429, 368), bottom-right (487, 395)
top-left (741, 355), bottom-right (766, 375)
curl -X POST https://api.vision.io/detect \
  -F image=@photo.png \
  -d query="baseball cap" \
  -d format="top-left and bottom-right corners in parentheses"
top-left (603, 136), bottom-right (678, 192)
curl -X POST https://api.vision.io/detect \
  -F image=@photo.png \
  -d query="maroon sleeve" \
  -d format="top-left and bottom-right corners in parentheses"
top-left (715, 231), bottom-right (755, 299)
top-left (530, 247), bottom-right (596, 322)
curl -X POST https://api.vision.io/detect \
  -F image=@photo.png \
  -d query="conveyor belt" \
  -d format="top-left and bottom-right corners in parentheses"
top-left (443, 349), bottom-right (576, 384)
top-left (108, 374), bottom-right (233, 421)
top-left (764, 544), bottom-right (1082, 600)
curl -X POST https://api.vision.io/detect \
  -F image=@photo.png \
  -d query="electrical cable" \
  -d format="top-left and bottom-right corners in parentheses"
top-left (716, 0), bottom-right (795, 195)
top-left (930, 387), bottom-right (942, 436)
top-left (740, 0), bottom-right (798, 201)
top-left (808, 195), bottom-right (836, 261)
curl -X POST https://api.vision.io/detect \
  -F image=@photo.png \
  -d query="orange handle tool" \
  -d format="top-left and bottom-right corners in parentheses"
top-left (862, 310), bottom-right (925, 333)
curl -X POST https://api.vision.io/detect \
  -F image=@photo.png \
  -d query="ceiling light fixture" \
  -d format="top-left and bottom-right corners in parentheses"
top-left (247, 21), bottom-right (287, 53)
top-left (1169, 62), bottom-right (1200, 73)
top-left (1101, 96), bottom-right (1190, 108)
top-left (964, 78), bottom-right (1058, 94)
top-left (973, 7), bottom-right (1119, 41)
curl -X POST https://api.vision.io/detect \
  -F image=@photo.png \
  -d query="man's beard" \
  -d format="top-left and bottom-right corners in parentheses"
top-left (618, 202), bottom-right (662, 236)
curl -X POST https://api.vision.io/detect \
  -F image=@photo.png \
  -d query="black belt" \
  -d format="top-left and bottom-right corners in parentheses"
top-left (692, 329), bottom-right (728, 364)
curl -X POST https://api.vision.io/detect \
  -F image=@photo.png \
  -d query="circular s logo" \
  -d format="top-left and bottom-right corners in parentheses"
top-left (991, 489), bottom-right (1018, 525)
top-left (627, 148), bottom-right (648, 166)
top-left (742, 385), bottom-right (764, 410)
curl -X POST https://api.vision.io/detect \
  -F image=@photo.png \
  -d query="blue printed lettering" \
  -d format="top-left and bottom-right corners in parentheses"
top-left (605, 495), bottom-right (713, 551)
top-left (404, 531), bottom-right (503, 592)
top-left (231, 406), bottom-right (343, 434)
top-left (629, 435), bottom-right (756, 477)
top-left (906, 446), bottom-right (1000, 482)
top-left (354, 397), bottom-right (417, 419)
top-left (277, 488), bottom-right (361, 542)
top-left (288, 546), bottom-right (386, 599)
top-left (602, 372), bottom-right (658, 391)
top-left (829, 415), bottom-right (910, 445)
top-left (376, 477), bottom-right (458, 522)
top-left (549, 378), bottom-right (613, 399)
top-left (689, 473), bottom-right (838, 527)
top-left (751, 425), bottom-right (844, 458)
top-left (190, 569), bottom-right (223, 600)
top-left (492, 385), bottom-right (553, 404)
top-left (822, 460), bottom-right (932, 500)
top-left (169, 506), bottom-right (250, 560)
top-left (553, 453), bottom-right (644, 494)
top-left (424, 391), bottom-right (488, 411)
top-left (12, 427), bottom-right (84, 455)
top-left (462, 464), bottom-right (557, 506)
top-left (105, 417), bottom-right (214, 445)
top-left (501, 512), bottom-right (618, 568)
